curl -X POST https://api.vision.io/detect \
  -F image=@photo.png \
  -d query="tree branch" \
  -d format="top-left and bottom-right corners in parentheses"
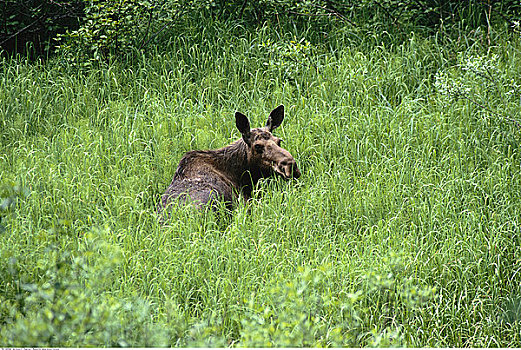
top-left (138, 6), bottom-right (187, 51)
top-left (458, 93), bottom-right (521, 128)
top-left (309, 2), bottom-right (357, 26)
top-left (0, 18), bottom-right (40, 46)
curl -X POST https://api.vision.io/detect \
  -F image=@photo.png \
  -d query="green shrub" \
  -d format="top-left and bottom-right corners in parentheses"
top-left (0, 226), bottom-right (168, 347)
top-left (435, 53), bottom-right (521, 128)
top-left (238, 258), bottom-right (434, 347)
top-left (55, 0), bottom-right (180, 65)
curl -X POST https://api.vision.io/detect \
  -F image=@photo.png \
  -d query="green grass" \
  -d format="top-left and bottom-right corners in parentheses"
top-left (1, 17), bottom-right (521, 347)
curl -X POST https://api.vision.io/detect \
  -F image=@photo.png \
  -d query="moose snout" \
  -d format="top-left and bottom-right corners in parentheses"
top-left (279, 159), bottom-right (301, 179)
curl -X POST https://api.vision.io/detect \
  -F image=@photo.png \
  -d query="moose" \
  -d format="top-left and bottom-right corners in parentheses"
top-left (158, 105), bottom-right (301, 215)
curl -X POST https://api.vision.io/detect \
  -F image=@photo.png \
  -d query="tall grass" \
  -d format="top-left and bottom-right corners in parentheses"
top-left (1, 16), bottom-right (521, 346)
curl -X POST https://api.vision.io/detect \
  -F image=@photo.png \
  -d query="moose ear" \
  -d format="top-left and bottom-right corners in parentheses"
top-left (265, 105), bottom-right (284, 132)
top-left (235, 111), bottom-right (251, 146)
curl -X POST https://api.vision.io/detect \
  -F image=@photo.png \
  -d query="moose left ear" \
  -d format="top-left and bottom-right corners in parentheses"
top-left (265, 105), bottom-right (284, 132)
top-left (235, 111), bottom-right (252, 146)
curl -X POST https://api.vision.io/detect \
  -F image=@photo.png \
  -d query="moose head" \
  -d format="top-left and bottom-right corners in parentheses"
top-left (235, 105), bottom-right (301, 180)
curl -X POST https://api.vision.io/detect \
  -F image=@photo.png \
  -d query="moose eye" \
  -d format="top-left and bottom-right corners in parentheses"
top-left (254, 144), bottom-right (264, 153)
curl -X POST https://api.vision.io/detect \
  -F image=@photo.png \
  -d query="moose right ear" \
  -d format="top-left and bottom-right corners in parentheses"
top-left (266, 104), bottom-right (284, 132)
top-left (235, 112), bottom-right (251, 146)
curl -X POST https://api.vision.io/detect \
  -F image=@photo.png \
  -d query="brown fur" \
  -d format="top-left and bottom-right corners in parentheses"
top-left (158, 105), bottom-right (300, 215)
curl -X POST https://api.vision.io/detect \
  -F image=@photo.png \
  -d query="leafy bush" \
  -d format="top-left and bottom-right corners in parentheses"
top-left (259, 36), bottom-right (316, 80)
top-left (55, 0), bottom-right (167, 64)
top-left (238, 257), bottom-right (434, 347)
top-left (0, 226), bottom-right (168, 347)
top-left (169, 258), bottom-right (434, 347)
top-left (435, 53), bottom-right (521, 128)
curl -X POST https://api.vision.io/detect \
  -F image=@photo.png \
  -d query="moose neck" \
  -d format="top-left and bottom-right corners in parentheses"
top-left (211, 139), bottom-right (259, 187)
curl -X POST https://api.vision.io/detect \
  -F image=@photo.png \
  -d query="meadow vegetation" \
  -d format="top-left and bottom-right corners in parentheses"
top-left (1, 4), bottom-right (521, 347)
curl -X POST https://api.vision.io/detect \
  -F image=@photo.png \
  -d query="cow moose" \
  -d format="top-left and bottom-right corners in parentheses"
top-left (158, 105), bottom-right (301, 215)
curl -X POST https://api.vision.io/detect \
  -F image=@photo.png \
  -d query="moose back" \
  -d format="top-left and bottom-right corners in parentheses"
top-left (158, 105), bottom-right (301, 215)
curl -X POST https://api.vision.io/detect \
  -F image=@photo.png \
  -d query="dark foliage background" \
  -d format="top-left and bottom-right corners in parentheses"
top-left (2, 0), bottom-right (521, 60)
top-left (1, 0), bottom-right (84, 58)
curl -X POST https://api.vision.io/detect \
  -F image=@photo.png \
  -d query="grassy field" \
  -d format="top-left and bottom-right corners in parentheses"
top-left (1, 15), bottom-right (521, 347)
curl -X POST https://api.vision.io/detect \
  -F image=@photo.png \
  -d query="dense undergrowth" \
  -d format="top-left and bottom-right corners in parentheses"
top-left (1, 12), bottom-right (521, 347)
